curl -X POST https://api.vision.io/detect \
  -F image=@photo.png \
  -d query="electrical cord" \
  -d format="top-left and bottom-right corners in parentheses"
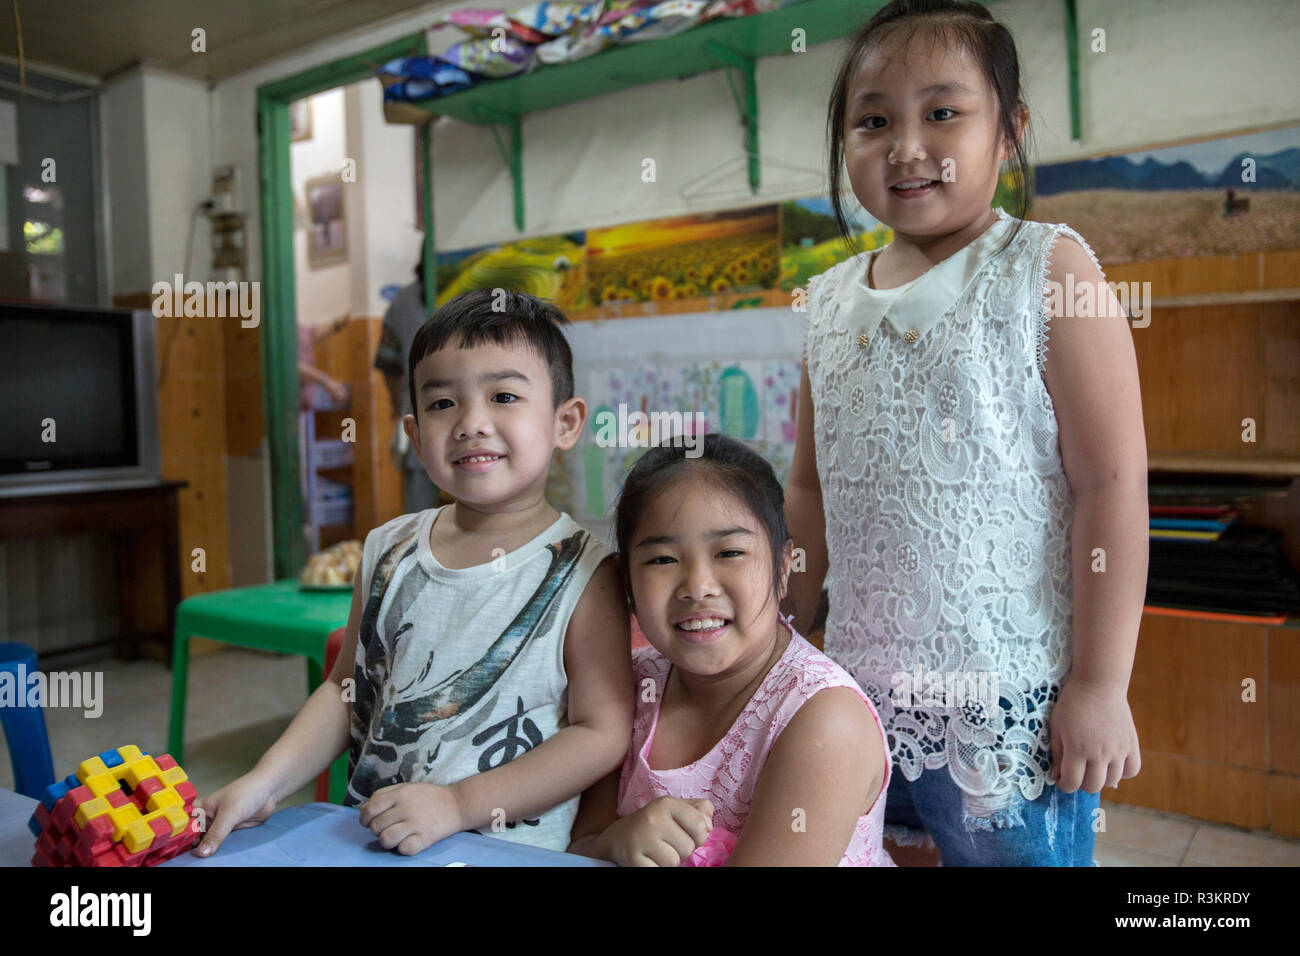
top-left (157, 200), bottom-right (214, 388)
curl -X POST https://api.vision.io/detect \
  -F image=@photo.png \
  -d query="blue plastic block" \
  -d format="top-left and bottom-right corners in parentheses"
top-left (27, 812), bottom-right (41, 837)
top-left (64, 773), bottom-right (79, 789)
top-left (99, 748), bottom-right (125, 769)
top-left (41, 779), bottom-right (70, 811)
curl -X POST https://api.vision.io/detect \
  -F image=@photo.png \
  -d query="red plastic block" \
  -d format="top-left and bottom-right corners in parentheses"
top-left (55, 834), bottom-right (76, 863)
top-left (50, 793), bottom-right (81, 830)
top-left (154, 754), bottom-right (177, 771)
top-left (76, 816), bottom-right (114, 855)
top-left (112, 842), bottom-right (146, 867)
top-left (105, 788), bottom-right (130, 809)
top-left (174, 781), bottom-right (198, 804)
top-left (136, 777), bottom-right (165, 802)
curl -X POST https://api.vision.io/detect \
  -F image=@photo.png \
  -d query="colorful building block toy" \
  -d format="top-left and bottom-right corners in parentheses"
top-left (27, 745), bottom-right (202, 867)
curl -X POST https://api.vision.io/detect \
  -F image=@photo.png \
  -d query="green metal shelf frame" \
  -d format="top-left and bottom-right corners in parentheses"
top-left (411, 0), bottom-right (889, 231)
top-left (255, 0), bottom-right (1085, 581)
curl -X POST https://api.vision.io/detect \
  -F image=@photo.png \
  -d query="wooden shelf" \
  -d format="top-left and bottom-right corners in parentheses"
top-left (1147, 452), bottom-right (1300, 477)
top-left (1150, 288), bottom-right (1300, 308)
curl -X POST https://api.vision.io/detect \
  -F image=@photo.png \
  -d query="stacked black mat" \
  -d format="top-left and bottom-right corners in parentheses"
top-left (1145, 474), bottom-right (1300, 620)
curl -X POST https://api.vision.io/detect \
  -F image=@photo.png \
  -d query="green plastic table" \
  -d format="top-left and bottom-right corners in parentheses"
top-left (167, 580), bottom-right (352, 803)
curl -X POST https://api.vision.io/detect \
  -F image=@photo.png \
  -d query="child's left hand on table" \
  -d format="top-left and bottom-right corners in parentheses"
top-left (1049, 677), bottom-right (1142, 794)
top-left (359, 781), bottom-right (465, 855)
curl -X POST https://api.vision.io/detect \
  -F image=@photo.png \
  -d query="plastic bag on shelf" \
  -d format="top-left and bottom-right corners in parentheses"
top-left (439, 35), bottom-right (536, 78)
top-left (701, 0), bottom-right (782, 18)
top-left (428, 8), bottom-right (511, 36)
top-left (378, 57), bottom-right (476, 100)
top-left (608, 0), bottom-right (709, 43)
top-left (508, 2), bottom-right (605, 37)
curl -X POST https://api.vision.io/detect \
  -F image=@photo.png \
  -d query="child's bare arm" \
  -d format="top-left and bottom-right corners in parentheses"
top-left (726, 688), bottom-right (884, 866)
top-left (785, 361), bottom-right (828, 634)
top-left (196, 566), bottom-right (361, 854)
top-left (1041, 234), bottom-right (1147, 794)
top-left (447, 556), bottom-right (635, 831)
top-left (566, 767), bottom-right (623, 859)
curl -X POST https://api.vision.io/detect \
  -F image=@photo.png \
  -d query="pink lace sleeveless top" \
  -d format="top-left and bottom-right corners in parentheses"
top-left (617, 619), bottom-right (896, 866)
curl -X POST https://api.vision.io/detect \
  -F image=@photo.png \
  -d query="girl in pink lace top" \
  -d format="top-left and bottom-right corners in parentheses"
top-left (567, 434), bottom-right (894, 866)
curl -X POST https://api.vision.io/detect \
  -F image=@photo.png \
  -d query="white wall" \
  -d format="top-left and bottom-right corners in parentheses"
top-left (209, 0), bottom-right (1300, 274)
top-left (101, 68), bottom-right (150, 295)
top-left (142, 68), bottom-right (213, 285)
top-left (101, 64), bottom-right (214, 296)
top-left (345, 81), bottom-right (419, 319)
top-left (291, 86), bottom-right (351, 327)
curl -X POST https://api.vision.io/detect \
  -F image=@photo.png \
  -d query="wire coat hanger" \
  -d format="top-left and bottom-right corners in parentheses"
top-left (679, 147), bottom-right (825, 201)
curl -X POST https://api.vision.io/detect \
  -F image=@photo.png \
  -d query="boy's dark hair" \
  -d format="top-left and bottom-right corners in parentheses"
top-left (826, 0), bottom-right (1031, 258)
top-left (613, 433), bottom-right (790, 609)
top-left (407, 288), bottom-right (575, 419)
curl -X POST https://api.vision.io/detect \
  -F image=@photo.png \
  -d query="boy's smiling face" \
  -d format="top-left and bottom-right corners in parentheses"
top-left (403, 339), bottom-right (584, 512)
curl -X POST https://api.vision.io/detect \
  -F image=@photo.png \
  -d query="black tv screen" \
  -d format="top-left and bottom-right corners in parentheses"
top-left (0, 303), bottom-right (158, 494)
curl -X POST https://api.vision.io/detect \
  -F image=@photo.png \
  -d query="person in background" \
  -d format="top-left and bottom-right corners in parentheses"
top-left (298, 314), bottom-right (350, 542)
top-left (374, 245), bottom-right (439, 512)
top-left (298, 314), bottom-right (350, 410)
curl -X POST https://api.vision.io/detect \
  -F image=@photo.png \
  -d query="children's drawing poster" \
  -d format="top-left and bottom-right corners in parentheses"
top-left (553, 308), bottom-right (804, 537)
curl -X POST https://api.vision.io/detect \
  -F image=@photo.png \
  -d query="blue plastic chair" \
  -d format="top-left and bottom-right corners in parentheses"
top-left (0, 643), bottom-right (57, 799)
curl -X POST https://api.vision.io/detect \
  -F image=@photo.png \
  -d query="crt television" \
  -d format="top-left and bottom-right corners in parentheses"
top-left (0, 302), bottom-right (161, 498)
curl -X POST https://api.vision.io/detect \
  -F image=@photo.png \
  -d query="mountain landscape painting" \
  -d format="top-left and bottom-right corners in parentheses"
top-left (1028, 123), bottom-right (1300, 263)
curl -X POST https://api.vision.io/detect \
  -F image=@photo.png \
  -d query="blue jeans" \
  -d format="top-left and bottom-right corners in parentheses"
top-left (884, 765), bottom-right (1100, 866)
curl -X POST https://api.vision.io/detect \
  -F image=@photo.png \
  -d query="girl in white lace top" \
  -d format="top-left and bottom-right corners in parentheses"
top-left (786, 0), bottom-right (1148, 865)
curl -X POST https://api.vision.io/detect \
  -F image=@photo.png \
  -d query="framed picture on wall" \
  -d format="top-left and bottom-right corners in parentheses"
top-left (305, 174), bottom-right (347, 268)
top-left (290, 98), bottom-right (313, 142)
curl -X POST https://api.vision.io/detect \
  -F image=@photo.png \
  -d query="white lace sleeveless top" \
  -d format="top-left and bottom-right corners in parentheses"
top-left (803, 208), bottom-right (1102, 802)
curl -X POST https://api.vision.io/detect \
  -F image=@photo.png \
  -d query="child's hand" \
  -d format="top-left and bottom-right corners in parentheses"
top-left (192, 771), bottom-right (279, 858)
top-left (607, 796), bottom-right (715, 867)
top-left (1049, 677), bottom-right (1141, 794)
top-left (358, 782), bottom-right (465, 856)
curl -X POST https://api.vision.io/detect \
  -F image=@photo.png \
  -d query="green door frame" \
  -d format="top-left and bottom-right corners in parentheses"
top-left (256, 32), bottom-right (437, 580)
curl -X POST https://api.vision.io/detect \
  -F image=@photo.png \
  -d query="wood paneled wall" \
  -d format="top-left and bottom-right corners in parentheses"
top-left (311, 318), bottom-right (404, 540)
top-left (1107, 249), bottom-right (1300, 469)
top-left (1100, 248), bottom-right (1300, 835)
top-left (1111, 615), bottom-right (1300, 837)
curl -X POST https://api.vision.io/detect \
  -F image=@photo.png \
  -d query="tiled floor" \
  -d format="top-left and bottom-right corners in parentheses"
top-left (4, 647), bottom-right (1300, 865)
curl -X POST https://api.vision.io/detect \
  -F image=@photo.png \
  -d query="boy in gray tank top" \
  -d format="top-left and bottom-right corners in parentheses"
top-left (195, 289), bottom-right (634, 857)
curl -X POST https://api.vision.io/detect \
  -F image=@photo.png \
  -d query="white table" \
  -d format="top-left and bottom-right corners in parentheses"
top-left (1, 788), bottom-right (611, 867)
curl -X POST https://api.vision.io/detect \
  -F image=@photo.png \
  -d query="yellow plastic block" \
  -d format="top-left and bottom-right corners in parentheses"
top-left (74, 796), bottom-right (113, 828)
top-left (123, 757), bottom-right (162, 790)
top-left (159, 766), bottom-right (188, 788)
top-left (161, 804), bottom-right (190, 836)
top-left (145, 789), bottom-right (183, 814)
top-left (76, 756), bottom-right (109, 783)
top-left (116, 745), bottom-right (145, 764)
top-left (84, 772), bottom-right (120, 798)
top-left (106, 804), bottom-right (142, 841)
top-left (122, 817), bottom-right (157, 854)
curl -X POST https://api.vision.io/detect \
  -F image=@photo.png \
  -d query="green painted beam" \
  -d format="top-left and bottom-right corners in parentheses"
top-left (260, 33), bottom-right (425, 102)
top-left (256, 94), bottom-right (304, 582)
top-left (421, 119), bottom-right (437, 316)
top-left (1065, 0), bottom-right (1081, 141)
top-left (474, 107), bottom-right (525, 231)
top-left (704, 42), bottom-right (759, 193)
top-left (256, 31), bottom-right (427, 580)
